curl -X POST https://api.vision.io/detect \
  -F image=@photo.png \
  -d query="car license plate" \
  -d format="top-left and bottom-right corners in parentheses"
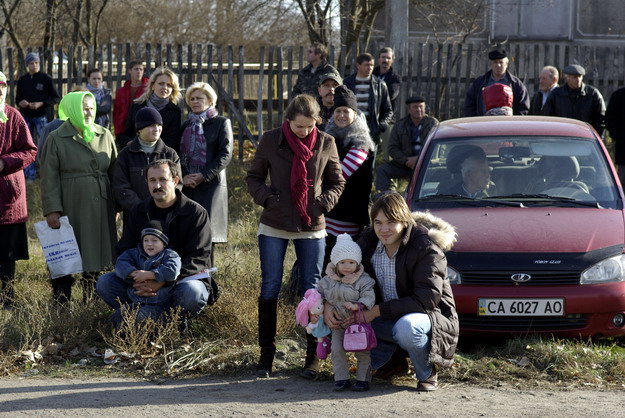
top-left (478, 298), bottom-right (564, 316)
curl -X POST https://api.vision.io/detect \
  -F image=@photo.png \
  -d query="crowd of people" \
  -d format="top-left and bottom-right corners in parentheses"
top-left (2, 43), bottom-right (622, 393)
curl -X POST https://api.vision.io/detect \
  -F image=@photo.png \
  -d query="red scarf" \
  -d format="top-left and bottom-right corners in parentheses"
top-left (282, 120), bottom-right (318, 226)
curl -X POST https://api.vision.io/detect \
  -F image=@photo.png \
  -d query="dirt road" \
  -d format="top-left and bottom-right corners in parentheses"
top-left (0, 374), bottom-right (618, 417)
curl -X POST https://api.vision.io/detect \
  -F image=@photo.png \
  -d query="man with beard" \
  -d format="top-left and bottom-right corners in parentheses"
top-left (464, 49), bottom-right (529, 116)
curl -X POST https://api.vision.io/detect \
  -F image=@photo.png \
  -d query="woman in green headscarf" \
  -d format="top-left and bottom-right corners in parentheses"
top-left (40, 91), bottom-right (118, 303)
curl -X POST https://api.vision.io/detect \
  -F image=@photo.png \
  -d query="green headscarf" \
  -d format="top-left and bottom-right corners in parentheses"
top-left (58, 91), bottom-right (97, 143)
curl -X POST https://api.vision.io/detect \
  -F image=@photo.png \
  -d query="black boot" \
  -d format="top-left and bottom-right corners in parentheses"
top-left (256, 298), bottom-right (278, 378)
top-left (300, 332), bottom-right (321, 379)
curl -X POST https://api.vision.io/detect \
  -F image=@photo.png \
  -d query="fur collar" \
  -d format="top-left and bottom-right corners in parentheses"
top-left (410, 211), bottom-right (457, 252)
top-left (325, 262), bottom-right (364, 285)
top-left (325, 111), bottom-right (375, 152)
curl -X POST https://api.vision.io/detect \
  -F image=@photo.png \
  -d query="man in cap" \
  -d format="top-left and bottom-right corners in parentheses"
top-left (464, 49), bottom-right (529, 116)
top-left (317, 73), bottom-right (342, 131)
top-left (529, 66), bottom-right (559, 115)
top-left (16, 52), bottom-right (60, 180)
top-left (375, 96), bottom-right (438, 191)
top-left (292, 43), bottom-right (340, 97)
top-left (543, 64), bottom-right (605, 136)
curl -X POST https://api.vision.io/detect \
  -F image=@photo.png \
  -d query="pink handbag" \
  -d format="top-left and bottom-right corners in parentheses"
top-left (343, 308), bottom-right (378, 352)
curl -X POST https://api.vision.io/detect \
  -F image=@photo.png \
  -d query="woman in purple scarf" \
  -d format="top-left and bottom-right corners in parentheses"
top-left (180, 82), bottom-right (233, 256)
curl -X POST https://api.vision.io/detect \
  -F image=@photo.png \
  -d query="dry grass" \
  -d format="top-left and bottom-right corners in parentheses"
top-left (1, 154), bottom-right (625, 389)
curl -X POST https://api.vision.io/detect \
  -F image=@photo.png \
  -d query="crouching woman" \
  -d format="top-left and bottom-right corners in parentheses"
top-left (325, 191), bottom-right (459, 391)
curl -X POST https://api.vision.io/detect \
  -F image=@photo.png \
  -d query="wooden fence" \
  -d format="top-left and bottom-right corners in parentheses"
top-left (3, 42), bottom-right (625, 159)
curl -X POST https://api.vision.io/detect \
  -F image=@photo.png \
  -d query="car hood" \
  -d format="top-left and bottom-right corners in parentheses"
top-left (432, 207), bottom-right (625, 252)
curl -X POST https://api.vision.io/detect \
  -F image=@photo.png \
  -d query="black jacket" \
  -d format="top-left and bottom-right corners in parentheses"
top-left (120, 101), bottom-right (182, 152)
top-left (464, 70), bottom-right (530, 116)
top-left (373, 66), bottom-right (401, 112)
top-left (343, 74), bottom-right (394, 143)
top-left (117, 189), bottom-right (212, 278)
top-left (15, 72), bottom-right (60, 119)
top-left (606, 86), bottom-right (625, 164)
top-left (112, 137), bottom-right (180, 213)
top-left (543, 83), bottom-right (606, 136)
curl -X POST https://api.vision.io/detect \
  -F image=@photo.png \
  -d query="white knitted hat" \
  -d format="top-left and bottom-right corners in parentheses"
top-left (330, 233), bottom-right (362, 266)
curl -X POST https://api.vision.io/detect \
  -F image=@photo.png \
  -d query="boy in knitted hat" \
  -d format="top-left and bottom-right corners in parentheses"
top-left (108, 220), bottom-right (181, 325)
top-left (316, 233), bottom-right (376, 392)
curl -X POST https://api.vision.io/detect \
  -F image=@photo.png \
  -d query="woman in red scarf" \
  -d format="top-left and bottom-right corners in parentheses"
top-left (246, 94), bottom-right (345, 378)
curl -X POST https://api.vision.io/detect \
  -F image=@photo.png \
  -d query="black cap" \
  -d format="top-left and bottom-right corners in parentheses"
top-left (406, 96), bottom-right (426, 104)
top-left (135, 107), bottom-right (163, 131)
top-left (563, 64), bottom-right (585, 76)
top-left (488, 49), bottom-right (507, 60)
top-left (319, 73), bottom-right (342, 85)
top-left (333, 85), bottom-right (358, 112)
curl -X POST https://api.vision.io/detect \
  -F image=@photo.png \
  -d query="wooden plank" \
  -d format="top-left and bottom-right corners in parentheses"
top-left (67, 45), bottom-right (74, 91)
top-left (155, 43), bottom-right (162, 70)
top-left (286, 46), bottom-right (293, 102)
top-left (424, 43), bottom-right (434, 106)
top-left (453, 43), bottom-right (463, 118)
top-left (196, 44), bottom-right (203, 81)
top-left (7, 49), bottom-right (14, 105)
top-left (267, 46), bottom-right (274, 128)
top-left (257, 46), bottom-right (265, 141)
top-left (443, 43), bottom-right (452, 120)
top-left (216, 45), bottom-right (224, 112)
top-left (238, 45), bottom-right (245, 159)
top-left (106, 44), bottom-right (114, 91)
top-left (207, 44), bottom-right (213, 89)
top-left (166, 44), bottom-right (172, 68)
top-left (227, 45), bottom-right (235, 123)
top-left (187, 44), bottom-right (193, 86)
top-left (415, 42), bottom-right (423, 97)
top-left (405, 42), bottom-right (414, 103)
top-left (433, 44), bottom-right (442, 118)
top-left (76, 46), bottom-right (84, 87)
top-left (276, 46), bottom-right (284, 123)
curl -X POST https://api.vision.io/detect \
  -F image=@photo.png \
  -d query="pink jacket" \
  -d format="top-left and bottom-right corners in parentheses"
top-left (0, 105), bottom-right (37, 224)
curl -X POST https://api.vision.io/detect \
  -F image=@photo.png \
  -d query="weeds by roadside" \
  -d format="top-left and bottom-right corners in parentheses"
top-left (1, 157), bottom-right (625, 389)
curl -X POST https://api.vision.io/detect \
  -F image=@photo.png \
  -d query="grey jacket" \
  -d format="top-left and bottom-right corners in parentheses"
top-left (317, 264), bottom-right (376, 320)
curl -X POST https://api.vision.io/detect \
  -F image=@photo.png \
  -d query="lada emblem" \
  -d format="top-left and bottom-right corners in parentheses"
top-left (511, 273), bottom-right (531, 283)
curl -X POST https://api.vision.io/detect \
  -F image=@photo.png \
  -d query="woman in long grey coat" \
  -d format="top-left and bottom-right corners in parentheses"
top-left (40, 91), bottom-right (117, 303)
top-left (180, 82), bottom-right (233, 249)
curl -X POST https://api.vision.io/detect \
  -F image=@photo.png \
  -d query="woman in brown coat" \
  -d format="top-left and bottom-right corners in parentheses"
top-left (246, 94), bottom-right (345, 378)
top-left (326, 191), bottom-right (459, 391)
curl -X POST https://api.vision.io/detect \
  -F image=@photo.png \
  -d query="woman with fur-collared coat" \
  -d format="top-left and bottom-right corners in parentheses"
top-left (40, 91), bottom-right (118, 303)
top-left (325, 191), bottom-right (459, 392)
top-left (180, 82), bottom-right (233, 246)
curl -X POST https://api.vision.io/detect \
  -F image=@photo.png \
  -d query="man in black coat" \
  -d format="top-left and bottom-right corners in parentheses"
top-left (344, 53), bottom-right (394, 145)
top-left (529, 66), bottom-right (559, 115)
top-left (464, 49), bottom-right (530, 116)
top-left (543, 64), bottom-right (605, 136)
top-left (97, 159), bottom-right (215, 322)
top-left (606, 86), bottom-right (625, 185)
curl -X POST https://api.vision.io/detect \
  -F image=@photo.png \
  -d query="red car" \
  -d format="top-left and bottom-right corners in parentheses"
top-left (406, 116), bottom-right (625, 338)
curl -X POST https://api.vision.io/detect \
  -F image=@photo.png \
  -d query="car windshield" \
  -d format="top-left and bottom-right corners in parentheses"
top-left (411, 136), bottom-right (621, 210)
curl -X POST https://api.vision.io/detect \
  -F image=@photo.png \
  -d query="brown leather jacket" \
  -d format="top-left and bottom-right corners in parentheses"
top-left (246, 127), bottom-right (345, 232)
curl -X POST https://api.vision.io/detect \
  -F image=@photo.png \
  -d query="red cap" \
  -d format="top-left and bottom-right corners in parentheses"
top-left (483, 83), bottom-right (513, 111)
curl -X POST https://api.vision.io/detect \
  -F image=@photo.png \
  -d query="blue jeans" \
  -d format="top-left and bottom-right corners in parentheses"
top-left (96, 272), bottom-right (208, 319)
top-left (258, 234), bottom-right (325, 300)
top-left (23, 116), bottom-right (47, 180)
top-left (371, 313), bottom-right (433, 381)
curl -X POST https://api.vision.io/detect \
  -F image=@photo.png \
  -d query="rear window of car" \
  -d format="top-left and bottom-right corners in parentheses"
top-left (411, 136), bottom-right (621, 210)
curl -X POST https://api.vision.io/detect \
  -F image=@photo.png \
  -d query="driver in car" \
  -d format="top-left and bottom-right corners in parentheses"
top-left (447, 154), bottom-right (495, 198)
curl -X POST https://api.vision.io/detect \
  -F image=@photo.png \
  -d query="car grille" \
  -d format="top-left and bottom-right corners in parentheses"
top-left (461, 270), bottom-right (580, 286)
top-left (459, 314), bottom-right (587, 331)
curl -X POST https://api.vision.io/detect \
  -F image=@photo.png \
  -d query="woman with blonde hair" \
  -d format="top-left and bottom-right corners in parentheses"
top-left (180, 81), bottom-right (233, 255)
top-left (121, 67), bottom-right (182, 152)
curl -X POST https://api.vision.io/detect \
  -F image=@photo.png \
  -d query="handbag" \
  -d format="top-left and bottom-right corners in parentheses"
top-left (343, 307), bottom-right (378, 352)
top-left (34, 216), bottom-right (83, 279)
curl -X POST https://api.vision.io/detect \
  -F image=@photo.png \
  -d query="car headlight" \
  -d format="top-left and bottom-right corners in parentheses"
top-left (581, 255), bottom-right (625, 284)
top-left (448, 266), bottom-right (461, 284)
